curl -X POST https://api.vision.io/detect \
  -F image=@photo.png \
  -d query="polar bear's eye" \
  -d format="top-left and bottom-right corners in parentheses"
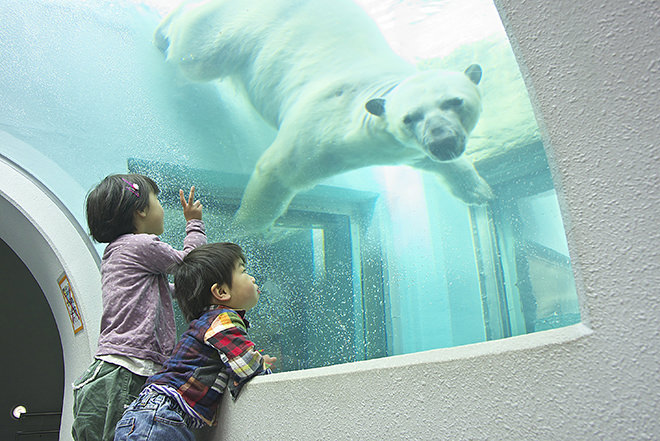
top-left (403, 113), bottom-right (423, 125)
top-left (441, 98), bottom-right (464, 110)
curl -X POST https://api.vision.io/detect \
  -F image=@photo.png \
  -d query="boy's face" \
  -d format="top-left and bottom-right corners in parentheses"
top-left (226, 261), bottom-right (260, 311)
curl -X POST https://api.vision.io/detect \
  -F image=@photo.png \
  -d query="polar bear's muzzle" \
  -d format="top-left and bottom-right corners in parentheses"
top-left (422, 121), bottom-right (467, 162)
top-left (427, 138), bottom-right (464, 161)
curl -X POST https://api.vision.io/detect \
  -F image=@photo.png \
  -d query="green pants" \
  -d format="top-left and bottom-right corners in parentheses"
top-left (71, 359), bottom-right (146, 441)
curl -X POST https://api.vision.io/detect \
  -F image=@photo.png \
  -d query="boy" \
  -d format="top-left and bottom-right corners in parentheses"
top-left (114, 243), bottom-right (276, 440)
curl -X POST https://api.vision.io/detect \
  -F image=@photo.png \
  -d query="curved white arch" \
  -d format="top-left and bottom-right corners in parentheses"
top-left (0, 145), bottom-right (102, 441)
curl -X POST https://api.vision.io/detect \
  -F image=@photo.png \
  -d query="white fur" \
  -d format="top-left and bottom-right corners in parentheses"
top-left (156, 0), bottom-right (493, 233)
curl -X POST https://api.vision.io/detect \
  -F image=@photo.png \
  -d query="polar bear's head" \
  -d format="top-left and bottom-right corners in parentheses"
top-left (366, 65), bottom-right (482, 162)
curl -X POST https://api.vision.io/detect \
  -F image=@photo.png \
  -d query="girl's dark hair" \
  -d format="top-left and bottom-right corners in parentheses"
top-left (173, 243), bottom-right (246, 322)
top-left (86, 174), bottom-right (159, 243)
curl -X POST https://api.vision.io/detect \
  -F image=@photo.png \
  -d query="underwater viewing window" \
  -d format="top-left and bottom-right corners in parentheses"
top-left (0, 0), bottom-right (581, 373)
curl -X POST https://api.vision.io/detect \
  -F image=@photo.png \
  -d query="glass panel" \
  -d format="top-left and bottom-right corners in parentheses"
top-left (0, 0), bottom-right (581, 373)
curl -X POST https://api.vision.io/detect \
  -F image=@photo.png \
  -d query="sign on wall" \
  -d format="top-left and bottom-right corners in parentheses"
top-left (58, 273), bottom-right (83, 334)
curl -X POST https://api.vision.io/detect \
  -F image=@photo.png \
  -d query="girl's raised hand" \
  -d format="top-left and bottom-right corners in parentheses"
top-left (180, 186), bottom-right (203, 221)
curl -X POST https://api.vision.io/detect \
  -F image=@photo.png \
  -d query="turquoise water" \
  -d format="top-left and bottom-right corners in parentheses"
top-left (0, 0), bottom-right (580, 372)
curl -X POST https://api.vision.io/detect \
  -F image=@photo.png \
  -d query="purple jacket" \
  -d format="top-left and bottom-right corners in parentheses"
top-left (96, 220), bottom-right (206, 365)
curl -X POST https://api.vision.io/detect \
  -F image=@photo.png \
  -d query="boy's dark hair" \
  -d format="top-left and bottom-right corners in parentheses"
top-left (173, 242), bottom-right (246, 322)
top-left (86, 174), bottom-right (159, 243)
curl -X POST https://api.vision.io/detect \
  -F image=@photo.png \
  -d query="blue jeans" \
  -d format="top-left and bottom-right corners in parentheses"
top-left (114, 388), bottom-right (195, 441)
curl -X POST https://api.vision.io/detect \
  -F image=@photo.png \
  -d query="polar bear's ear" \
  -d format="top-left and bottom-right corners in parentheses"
top-left (464, 64), bottom-right (482, 85)
top-left (366, 98), bottom-right (386, 117)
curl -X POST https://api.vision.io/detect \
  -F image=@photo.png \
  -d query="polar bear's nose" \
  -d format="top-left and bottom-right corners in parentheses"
top-left (431, 126), bottom-right (448, 137)
top-left (424, 121), bottom-right (466, 161)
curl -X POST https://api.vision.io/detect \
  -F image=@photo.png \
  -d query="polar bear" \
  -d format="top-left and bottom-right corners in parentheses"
top-left (155, 0), bottom-right (493, 233)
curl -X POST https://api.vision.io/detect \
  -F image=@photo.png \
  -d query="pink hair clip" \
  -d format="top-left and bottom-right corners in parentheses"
top-left (121, 178), bottom-right (140, 197)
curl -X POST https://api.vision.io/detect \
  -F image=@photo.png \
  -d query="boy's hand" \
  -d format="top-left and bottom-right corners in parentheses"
top-left (262, 354), bottom-right (277, 370)
top-left (180, 186), bottom-right (203, 221)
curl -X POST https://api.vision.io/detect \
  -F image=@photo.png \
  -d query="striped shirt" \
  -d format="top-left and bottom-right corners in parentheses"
top-left (145, 306), bottom-right (268, 426)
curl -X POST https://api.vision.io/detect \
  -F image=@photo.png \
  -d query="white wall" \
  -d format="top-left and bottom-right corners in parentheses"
top-left (201, 0), bottom-right (660, 439)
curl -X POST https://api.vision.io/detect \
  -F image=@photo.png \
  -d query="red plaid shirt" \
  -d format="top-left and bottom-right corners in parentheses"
top-left (146, 306), bottom-right (268, 426)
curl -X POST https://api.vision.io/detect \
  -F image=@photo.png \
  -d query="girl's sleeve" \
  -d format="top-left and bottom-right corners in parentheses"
top-left (204, 312), bottom-right (267, 400)
top-left (182, 219), bottom-right (207, 252)
top-left (142, 220), bottom-right (207, 274)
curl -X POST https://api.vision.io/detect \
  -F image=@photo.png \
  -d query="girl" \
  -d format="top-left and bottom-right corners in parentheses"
top-left (72, 174), bottom-right (207, 441)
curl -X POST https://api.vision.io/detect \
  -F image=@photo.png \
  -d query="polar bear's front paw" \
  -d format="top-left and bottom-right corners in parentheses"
top-left (462, 175), bottom-right (494, 204)
top-left (445, 169), bottom-right (494, 205)
top-left (436, 157), bottom-right (494, 205)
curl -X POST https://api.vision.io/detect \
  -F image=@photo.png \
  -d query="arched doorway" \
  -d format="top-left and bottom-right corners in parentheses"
top-left (0, 153), bottom-right (102, 441)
